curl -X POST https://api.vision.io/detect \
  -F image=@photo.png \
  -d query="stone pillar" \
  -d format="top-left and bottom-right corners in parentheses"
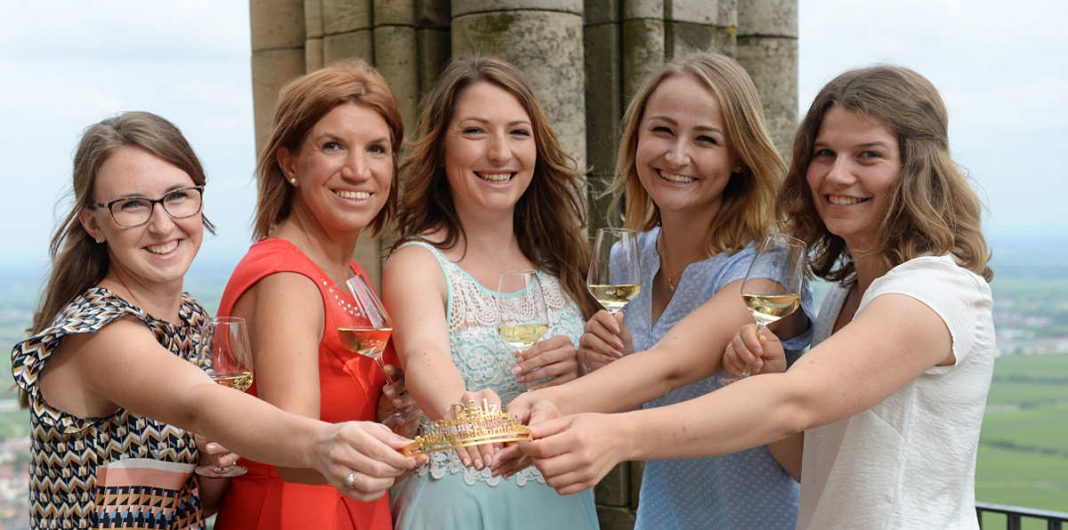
top-left (305, 0), bottom-right (325, 71)
top-left (451, 0), bottom-right (587, 170)
top-left (736, 0), bottom-right (798, 157)
top-left (250, 0), bottom-right (306, 153)
top-left (415, 1), bottom-right (451, 94)
top-left (584, 0), bottom-right (623, 229)
top-left (322, 0), bottom-right (374, 63)
top-left (665, 0), bottom-right (736, 57)
top-left (621, 0), bottom-right (664, 103)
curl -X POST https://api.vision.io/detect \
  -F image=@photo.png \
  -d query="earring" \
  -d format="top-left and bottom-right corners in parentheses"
top-left (95, 237), bottom-right (105, 244)
top-left (288, 178), bottom-right (297, 185)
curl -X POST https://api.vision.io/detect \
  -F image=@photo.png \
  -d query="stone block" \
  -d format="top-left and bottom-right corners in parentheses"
top-left (584, 0), bottom-right (621, 25)
top-left (251, 0), bottom-right (306, 51)
top-left (452, 10), bottom-right (587, 168)
top-left (324, 30), bottom-right (374, 63)
top-left (594, 462), bottom-right (630, 507)
top-left (416, 0), bottom-right (451, 28)
top-left (668, 0), bottom-right (735, 26)
top-left (305, 0), bottom-right (324, 38)
top-left (737, 0), bottom-right (796, 37)
top-left (666, 20), bottom-right (736, 58)
top-left (621, 17), bottom-right (664, 102)
top-left (736, 35), bottom-right (797, 158)
top-left (374, 26), bottom-right (420, 131)
top-left (251, 48), bottom-right (306, 152)
top-left (322, 0), bottom-right (373, 34)
top-left (451, 0), bottom-right (583, 18)
top-left (622, 0), bottom-right (662, 20)
top-left (416, 28), bottom-right (451, 94)
top-left (375, 0), bottom-right (416, 26)
top-left (596, 505), bottom-right (636, 530)
top-left (305, 37), bottom-right (324, 71)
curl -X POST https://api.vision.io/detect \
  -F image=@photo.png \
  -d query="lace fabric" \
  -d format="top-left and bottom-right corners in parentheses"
top-left (400, 242), bottom-right (584, 486)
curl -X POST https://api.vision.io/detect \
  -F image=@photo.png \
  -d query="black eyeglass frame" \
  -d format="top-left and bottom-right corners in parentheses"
top-left (88, 185), bottom-right (206, 228)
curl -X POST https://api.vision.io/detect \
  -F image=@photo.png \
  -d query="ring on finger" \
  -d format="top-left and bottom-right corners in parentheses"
top-left (344, 470), bottom-right (357, 489)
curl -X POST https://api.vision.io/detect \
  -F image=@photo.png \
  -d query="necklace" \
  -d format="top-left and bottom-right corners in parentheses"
top-left (658, 232), bottom-right (679, 293)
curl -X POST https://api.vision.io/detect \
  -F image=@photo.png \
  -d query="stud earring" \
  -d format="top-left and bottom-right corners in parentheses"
top-left (95, 237), bottom-right (105, 244)
top-left (289, 178), bottom-right (297, 185)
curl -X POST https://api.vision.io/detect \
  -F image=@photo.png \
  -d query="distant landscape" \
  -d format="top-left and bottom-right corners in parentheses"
top-left (0, 239), bottom-right (1065, 526)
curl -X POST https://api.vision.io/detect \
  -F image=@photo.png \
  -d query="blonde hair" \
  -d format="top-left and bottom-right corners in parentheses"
top-left (779, 65), bottom-right (992, 282)
top-left (253, 59), bottom-right (403, 240)
top-left (392, 56), bottom-right (598, 318)
top-left (609, 52), bottom-right (784, 254)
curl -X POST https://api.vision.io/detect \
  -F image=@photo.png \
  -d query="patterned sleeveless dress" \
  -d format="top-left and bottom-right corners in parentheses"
top-left (390, 242), bottom-right (600, 530)
top-left (10, 287), bottom-right (210, 529)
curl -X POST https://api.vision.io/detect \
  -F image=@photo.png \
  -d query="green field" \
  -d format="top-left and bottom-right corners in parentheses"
top-left (976, 353), bottom-right (1068, 526)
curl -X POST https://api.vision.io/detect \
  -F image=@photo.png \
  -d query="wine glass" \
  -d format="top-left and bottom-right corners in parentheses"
top-left (496, 269), bottom-right (550, 349)
top-left (195, 316), bottom-right (254, 477)
top-left (721, 233), bottom-right (807, 384)
top-left (587, 228), bottom-right (642, 315)
top-left (333, 275), bottom-right (394, 382)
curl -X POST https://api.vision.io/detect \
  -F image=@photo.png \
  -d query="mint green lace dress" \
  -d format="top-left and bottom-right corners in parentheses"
top-left (390, 242), bottom-right (599, 530)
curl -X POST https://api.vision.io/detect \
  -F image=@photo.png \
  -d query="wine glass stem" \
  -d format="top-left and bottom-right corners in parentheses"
top-left (375, 358), bottom-right (395, 384)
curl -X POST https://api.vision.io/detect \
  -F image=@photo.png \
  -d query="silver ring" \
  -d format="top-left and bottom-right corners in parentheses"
top-left (344, 470), bottom-right (356, 489)
top-left (740, 368), bottom-right (750, 378)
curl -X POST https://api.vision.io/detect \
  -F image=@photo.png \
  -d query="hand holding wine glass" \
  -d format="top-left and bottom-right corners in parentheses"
top-left (721, 233), bottom-right (806, 384)
top-left (497, 270), bottom-right (549, 388)
top-left (587, 228), bottom-right (641, 315)
top-left (195, 316), bottom-right (254, 477)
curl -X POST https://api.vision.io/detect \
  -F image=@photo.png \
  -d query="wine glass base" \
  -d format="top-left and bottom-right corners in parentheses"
top-left (195, 464), bottom-right (248, 478)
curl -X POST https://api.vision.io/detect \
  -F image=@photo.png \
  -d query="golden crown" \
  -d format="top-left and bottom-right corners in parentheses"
top-left (402, 399), bottom-right (532, 456)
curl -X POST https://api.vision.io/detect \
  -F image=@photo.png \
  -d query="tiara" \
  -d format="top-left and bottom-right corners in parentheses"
top-left (402, 399), bottom-right (532, 456)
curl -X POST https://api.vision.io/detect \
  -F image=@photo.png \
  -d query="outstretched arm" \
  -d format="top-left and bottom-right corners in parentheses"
top-left (524, 294), bottom-right (954, 494)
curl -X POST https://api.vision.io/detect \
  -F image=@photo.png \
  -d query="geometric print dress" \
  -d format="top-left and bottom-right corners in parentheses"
top-left (11, 287), bottom-right (210, 529)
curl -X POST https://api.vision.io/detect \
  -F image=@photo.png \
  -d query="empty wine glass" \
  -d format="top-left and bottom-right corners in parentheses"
top-left (195, 316), bottom-right (254, 477)
top-left (587, 228), bottom-right (642, 315)
top-left (721, 233), bottom-right (807, 384)
top-left (497, 270), bottom-right (550, 389)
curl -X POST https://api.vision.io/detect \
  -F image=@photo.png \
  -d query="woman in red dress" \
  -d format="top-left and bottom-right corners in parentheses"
top-left (214, 60), bottom-right (419, 530)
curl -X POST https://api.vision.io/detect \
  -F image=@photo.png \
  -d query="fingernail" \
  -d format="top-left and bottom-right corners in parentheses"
top-left (463, 458), bottom-right (471, 466)
top-left (474, 459), bottom-right (483, 469)
top-left (511, 366), bottom-right (521, 375)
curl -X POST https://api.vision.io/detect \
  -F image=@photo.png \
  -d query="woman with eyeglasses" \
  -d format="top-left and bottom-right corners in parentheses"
top-left (11, 111), bottom-right (423, 529)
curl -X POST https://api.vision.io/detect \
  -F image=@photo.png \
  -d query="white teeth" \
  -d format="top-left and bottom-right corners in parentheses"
top-left (658, 170), bottom-right (696, 184)
top-left (828, 195), bottom-right (868, 205)
top-left (337, 190), bottom-right (371, 200)
top-left (146, 241), bottom-right (178, 255)
top-left (476, 172), bottom-right (513, 183)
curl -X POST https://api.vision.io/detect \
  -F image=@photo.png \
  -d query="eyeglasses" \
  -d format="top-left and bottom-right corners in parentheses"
top-left (88, 186), bottom-right (205, 228)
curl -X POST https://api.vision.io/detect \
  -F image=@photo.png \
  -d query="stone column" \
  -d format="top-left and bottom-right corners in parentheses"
top-left (451, 0), bottom-right (587, 171)
top-left (736, 0), bottom-right (798, 157)
top-left (584, 0), bottom-right (623, 230)
top-left (250, 0), bottom-right (306, 153)
top-left (415, 1), bottom-right (451, 94)
top-left (305, 0), bottom-right (325, 71)
top-left (665, 0), bottom-right (736, 57)
top-left (322, 0), bottom-right (374, 63)
top-left (621, 0), bottom-right (664, 103)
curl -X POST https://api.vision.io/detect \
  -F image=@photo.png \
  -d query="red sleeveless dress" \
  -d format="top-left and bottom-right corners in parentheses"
top-left (213, 238), bottom-right (394, 530)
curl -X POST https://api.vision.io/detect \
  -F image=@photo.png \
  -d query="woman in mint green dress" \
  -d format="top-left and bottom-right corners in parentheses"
top-left (384, 56), bottom-right (600, 529)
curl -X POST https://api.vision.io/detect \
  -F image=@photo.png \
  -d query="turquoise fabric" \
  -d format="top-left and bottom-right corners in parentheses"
top-left (626, 227), bottom-right (816, 530)
top-left (391, 242), bottom-right (599, 530)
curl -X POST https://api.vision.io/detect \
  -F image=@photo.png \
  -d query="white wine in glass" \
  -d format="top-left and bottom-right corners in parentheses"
top-left (196, 316), bottom-right (254, 477)
top-left (721, 233), bottom-right (807, 384)
top-left (588, 228), bottom-right (642, 314)
top-left (496, 270), bottom-right (549, 351)
top-left (334, 275), bottom-right (395, 382)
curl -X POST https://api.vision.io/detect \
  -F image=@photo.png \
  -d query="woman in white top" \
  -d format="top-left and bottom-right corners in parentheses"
top-left (508, 65), bottom-right (995, 529)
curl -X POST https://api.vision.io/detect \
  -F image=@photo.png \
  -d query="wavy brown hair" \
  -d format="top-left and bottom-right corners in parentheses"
top-left (253, 59), bottom-right (403, 240)
top-left (608, 52), bottom-right (784, 254)
top-left (779, 65), bottom-right (992, 283)
top-left (392, 56), bottom-right (598, 318)
top-left (32, 111), bottom-right (214, 335)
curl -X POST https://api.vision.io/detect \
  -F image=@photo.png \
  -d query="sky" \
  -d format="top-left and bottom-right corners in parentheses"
top-left (1, 1), bottom-right (1065, 277)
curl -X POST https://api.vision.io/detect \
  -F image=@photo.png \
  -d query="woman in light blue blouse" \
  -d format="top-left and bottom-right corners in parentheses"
top-left (552, 52), bottom-right (814, 529)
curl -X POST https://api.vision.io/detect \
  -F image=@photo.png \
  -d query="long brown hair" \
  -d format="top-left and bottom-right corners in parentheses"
top-left (32, 111), bottom-right (214, 335)
top-left (609, 52), bottom-right (784, 254)
top-left (392, 56), bottom-right (598, 318)
top-left (253, 59), bottom-right (403, 240)
top-left (779, 65), bottom-right (992, 283)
